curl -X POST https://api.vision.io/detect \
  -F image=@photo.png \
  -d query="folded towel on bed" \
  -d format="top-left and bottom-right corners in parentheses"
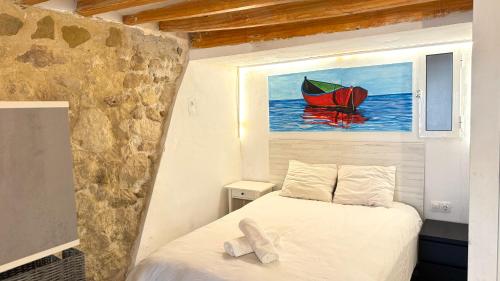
top-left (238, 218), bottom-right (279, 264)
top-left (224, 232), bottom-right (280, 257)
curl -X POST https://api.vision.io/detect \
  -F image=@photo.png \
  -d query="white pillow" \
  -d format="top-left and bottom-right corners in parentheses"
top-left (280, 160), bottom-right (337, 202)
top-left (333, 165), bottom-right (396, 207)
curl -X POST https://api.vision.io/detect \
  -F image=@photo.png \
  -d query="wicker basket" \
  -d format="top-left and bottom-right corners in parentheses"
top-left (0, 249), bottom-right (85, 281)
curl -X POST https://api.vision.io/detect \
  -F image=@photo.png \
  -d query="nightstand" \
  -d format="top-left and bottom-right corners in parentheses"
top-left (225, 181), bottom-right (275, 212)
top-left (412, 219), bottom-right (468, 281)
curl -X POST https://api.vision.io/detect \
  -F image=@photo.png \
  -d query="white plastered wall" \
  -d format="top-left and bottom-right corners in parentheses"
top-left (134, 61), bottom-right (241, 263)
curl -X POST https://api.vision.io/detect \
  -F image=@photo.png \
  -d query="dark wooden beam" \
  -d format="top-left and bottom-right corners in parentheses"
top-left (77, 0), bottom-right (168, 17)
top-left (190, 0), bottom-right (472, 48)
top-left (123, 0), bottom-right (304, 25)
top-left (159, 0), bottom-right (436, 32)
top-left (22, 0), bottom-right (49, 5)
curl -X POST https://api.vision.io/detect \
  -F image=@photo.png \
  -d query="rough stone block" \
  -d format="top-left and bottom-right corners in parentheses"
top-left (0, 13), bottom-right (23, 36)
top-left (16, 45), bottom-right (65, 68)
top-left (62, 25), bottom-right (91, 48)
top-left (31, 15), bottom-right (55, 39)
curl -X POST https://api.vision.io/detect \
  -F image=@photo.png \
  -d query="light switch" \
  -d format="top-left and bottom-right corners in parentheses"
top-left (187, 97), bottom-right (198, 116)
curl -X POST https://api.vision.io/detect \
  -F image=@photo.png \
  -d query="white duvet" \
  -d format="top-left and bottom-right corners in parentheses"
top-left (128, 192), bottom-right (422, 281)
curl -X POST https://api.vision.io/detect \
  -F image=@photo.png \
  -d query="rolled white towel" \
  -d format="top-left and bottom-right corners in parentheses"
top-left (238, 218), bottom-right (279, 264)
top-left (224, 232), bottom-right (280, 257)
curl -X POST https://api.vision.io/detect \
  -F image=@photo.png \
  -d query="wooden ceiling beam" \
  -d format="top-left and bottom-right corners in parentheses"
top-left (22, 0), bottom-right (49, 5)
top-left (123, 0), bottom-right (305, 25)
top-left (159, 0), bottom-right (437, 32)
top-left (77, 0), bottom-right (168, 17)
top-left (190, 0), bottom-right (472, 48)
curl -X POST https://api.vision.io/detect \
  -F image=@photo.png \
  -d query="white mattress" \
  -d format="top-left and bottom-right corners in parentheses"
top-left (128, 191), bottom-right (422, 281)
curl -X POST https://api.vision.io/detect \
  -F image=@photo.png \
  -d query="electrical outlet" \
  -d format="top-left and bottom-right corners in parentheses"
top-left (431, 201), bottom-right (452, 213)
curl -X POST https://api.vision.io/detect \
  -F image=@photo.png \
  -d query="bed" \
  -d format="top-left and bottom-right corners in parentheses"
top-left (128, 140), bottom-right (424, 281)
top-left (127, 191), bottom-right (422, 281)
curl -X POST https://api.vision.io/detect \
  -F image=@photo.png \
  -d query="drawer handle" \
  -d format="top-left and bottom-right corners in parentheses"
top-left (241, 192), bottom-right (245, 196)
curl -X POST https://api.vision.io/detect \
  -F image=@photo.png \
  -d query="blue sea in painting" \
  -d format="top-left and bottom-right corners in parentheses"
top-left (269, 93), bottom-right (412, 132)
top-left (268, 62), bottom-right (413, 132)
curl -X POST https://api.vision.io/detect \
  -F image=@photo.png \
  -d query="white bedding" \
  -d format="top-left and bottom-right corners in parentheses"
top-left (128, 191), bottom-right (422, 281)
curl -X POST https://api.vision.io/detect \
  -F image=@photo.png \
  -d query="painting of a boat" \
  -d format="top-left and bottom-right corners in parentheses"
top-left (301, 77), bottom-right (368, 112)
top-left (268, 62), bottom-right (413, 132)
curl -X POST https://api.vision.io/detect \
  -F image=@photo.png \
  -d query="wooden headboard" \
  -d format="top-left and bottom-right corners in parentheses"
top-left (269, 139), bottom-right (425, 215)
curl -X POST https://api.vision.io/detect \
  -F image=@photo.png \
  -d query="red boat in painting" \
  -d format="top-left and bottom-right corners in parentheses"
top-left (301, 77), bottom-right (368, 112)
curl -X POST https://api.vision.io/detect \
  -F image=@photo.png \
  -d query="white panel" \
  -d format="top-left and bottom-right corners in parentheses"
top-left (469, 0), bottom-right (500, 280)
top-left (0, 240), bottom-right (79, 273)
top-left (0, 106), bottom-right (78, 272)
top-left (0, 101), bottom-right (68, 108)
top-left (269, 140), bottom-right (425, 215)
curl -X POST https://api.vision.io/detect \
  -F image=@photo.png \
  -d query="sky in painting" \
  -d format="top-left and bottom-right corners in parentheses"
top-left (268, 62), bottom-right (413, 100)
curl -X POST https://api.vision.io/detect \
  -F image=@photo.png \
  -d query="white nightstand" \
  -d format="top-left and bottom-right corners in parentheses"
top-left (225, 181), bottom-right (275, 212)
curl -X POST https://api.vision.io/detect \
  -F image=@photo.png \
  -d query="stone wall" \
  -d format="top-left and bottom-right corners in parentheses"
top-left (0, 1), bottom-right (188, 280)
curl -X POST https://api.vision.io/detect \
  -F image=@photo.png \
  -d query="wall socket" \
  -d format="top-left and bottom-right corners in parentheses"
top-left (431, 201), bottom-right (452, 213)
